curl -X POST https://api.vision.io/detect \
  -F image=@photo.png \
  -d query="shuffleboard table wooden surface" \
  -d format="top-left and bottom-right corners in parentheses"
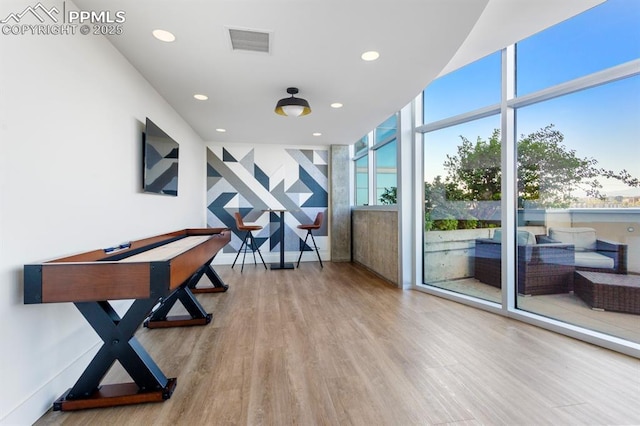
top-left (23, 228), bottom-right (230, 411)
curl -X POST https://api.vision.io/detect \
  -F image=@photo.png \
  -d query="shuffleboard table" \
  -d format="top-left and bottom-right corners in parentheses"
top-left (23, 228), bottom-right (230, 411)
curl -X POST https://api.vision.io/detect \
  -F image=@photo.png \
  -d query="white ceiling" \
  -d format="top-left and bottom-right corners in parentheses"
top-left (74, 0), bottom-right (603, 146)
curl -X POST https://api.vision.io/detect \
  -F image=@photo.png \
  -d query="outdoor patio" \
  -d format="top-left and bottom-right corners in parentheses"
top-left (424, 208), bottom-right (639, 344)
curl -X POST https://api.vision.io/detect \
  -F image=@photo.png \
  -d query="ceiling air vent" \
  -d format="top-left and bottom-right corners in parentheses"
top-left (227, 28), bottom-right (271, 54)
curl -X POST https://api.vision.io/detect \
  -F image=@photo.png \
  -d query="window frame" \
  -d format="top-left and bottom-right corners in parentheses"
top-left (415, 30), bottom-right (640, 356)
top-left (352, 112), bottom-right (401, 206)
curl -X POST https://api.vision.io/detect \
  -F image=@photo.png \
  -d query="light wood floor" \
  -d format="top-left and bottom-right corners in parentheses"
top-left (36, 262), bottom-right (640, 426)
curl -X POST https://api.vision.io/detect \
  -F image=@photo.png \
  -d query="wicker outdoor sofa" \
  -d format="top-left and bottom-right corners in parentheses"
top-left (547, 227), bottom-right (627, 274)
top-left (474, 227), bottom-right (629, 297)
top-left (474, 230), bottom-right (575, 296)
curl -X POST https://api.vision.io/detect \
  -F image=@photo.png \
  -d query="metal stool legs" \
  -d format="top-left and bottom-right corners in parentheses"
top-left (232, 231), bottom-right (267, 272)
top-left (296, 229), bottom-right (323, 268)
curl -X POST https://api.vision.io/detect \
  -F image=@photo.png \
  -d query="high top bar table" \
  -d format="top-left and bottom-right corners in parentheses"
top-left (263, 209), bottom-right (294, 270)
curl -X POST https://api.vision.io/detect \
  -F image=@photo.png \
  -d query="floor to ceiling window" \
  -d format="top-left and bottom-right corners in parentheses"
top-left (423, 115), bottom-right (502, 302)
top-left (515, 76), bottom-right (640, 343)
top-left (418, 0), bottom-right (639, 345)
top-left (513, 0), bottom-right (640, 343)
top-left (421, 52), bottom-right (502, 302)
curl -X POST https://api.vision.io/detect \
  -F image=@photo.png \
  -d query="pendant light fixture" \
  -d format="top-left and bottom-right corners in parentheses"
top-left (275, 87), bottom-right (311, 117)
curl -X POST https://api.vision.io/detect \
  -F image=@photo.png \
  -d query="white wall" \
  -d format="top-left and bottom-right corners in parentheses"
top-left (0, 11), bottom-right (205, 425)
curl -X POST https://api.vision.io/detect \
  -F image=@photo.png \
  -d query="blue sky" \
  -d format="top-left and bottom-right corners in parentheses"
top-left (517, 0), bottom-right (640, 95)
top-left (423, 0), bottom-right (640, 197)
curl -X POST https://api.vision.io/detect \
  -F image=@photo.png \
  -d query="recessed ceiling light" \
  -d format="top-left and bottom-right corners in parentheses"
top-left (312, 132), bottom-right (322, 137)
top-left (194, 94), bottom-right (208, 101)
top-left (152, 29), bottom-right (175, 42)
top-left (361, 50), bottom-right (380, 61)
top-left (330, 102), bottom-right (343, 109)
top-left (216, 128), bottom-right (227, 133)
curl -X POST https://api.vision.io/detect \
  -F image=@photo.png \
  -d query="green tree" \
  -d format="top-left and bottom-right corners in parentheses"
top-left (441, 124), bottom-right (638, 209)
top-left (443, 129), bottom-right (502, 203)
top-left (379, 187), bottom-right (397, 205)
top-left (379, 124), bottom-right (638, 227)
top-left (517, 125), bottom-right (598, 207)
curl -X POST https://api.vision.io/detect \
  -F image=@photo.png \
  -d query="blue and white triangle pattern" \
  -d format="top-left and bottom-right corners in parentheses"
top-left (206, 147), bottom-right (328, 254)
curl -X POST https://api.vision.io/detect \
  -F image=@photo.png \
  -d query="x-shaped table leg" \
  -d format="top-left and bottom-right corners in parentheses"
top-left (191, 264), bottom-right (229, 293)
top-left (144, 258), bottom-right (228, 328)
top-left (54, 297), bottom-right (176, 410)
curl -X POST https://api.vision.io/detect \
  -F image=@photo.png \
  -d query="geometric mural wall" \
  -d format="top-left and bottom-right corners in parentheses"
top-left (206, 146), bottom-right (329, 255)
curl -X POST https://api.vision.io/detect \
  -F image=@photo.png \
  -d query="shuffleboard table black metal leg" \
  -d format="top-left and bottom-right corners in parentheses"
top-left (145, 258), bottom-right (228, 328)
top-left (176, 285), bottom-right (211, 319)
top-left (144, 289), bottom-right (180, 325)
top-left (144, 261), bottom-right (214, 328)
top-left (144, 286), bottom-right (212, 328)
top-left (191, 256), bottom-right (229, 293)
top-left (53, 297), bottom-right (176, 411)
top-left (197, 264), bottom-right (229, 292)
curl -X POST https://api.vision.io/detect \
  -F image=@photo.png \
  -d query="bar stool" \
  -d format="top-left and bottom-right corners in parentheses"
top-left (232, 212), bottom-right (267, 272)
top-left (296, 212), bottom-right (323, 268)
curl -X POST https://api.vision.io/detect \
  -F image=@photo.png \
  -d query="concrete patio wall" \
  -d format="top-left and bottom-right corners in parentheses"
top-left (424, 226), bottom-right (547, 283)
top-left (424, 228), bottom-right (489, 283)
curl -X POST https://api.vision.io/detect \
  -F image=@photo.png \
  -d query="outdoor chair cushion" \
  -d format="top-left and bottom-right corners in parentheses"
top-left (574, 251), bottom-right (615, 270)
top-left (547, 226), bottom-right (627, 274)
top-left (492, 229), bottom-right (537, 246)
top-left (548, 227), bottom-right (597, 251)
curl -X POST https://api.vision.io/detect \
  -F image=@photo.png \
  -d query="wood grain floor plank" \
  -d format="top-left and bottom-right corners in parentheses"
top-left (34, 262), bottom-right (640, 426)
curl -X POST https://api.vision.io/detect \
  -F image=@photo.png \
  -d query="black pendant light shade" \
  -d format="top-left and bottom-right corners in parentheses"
top-left (275, 87), bottom-right (311, 117)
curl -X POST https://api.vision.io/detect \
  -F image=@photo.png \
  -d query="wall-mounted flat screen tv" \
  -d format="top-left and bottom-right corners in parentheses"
top-left (143, 118), bottom-right (179, 196)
